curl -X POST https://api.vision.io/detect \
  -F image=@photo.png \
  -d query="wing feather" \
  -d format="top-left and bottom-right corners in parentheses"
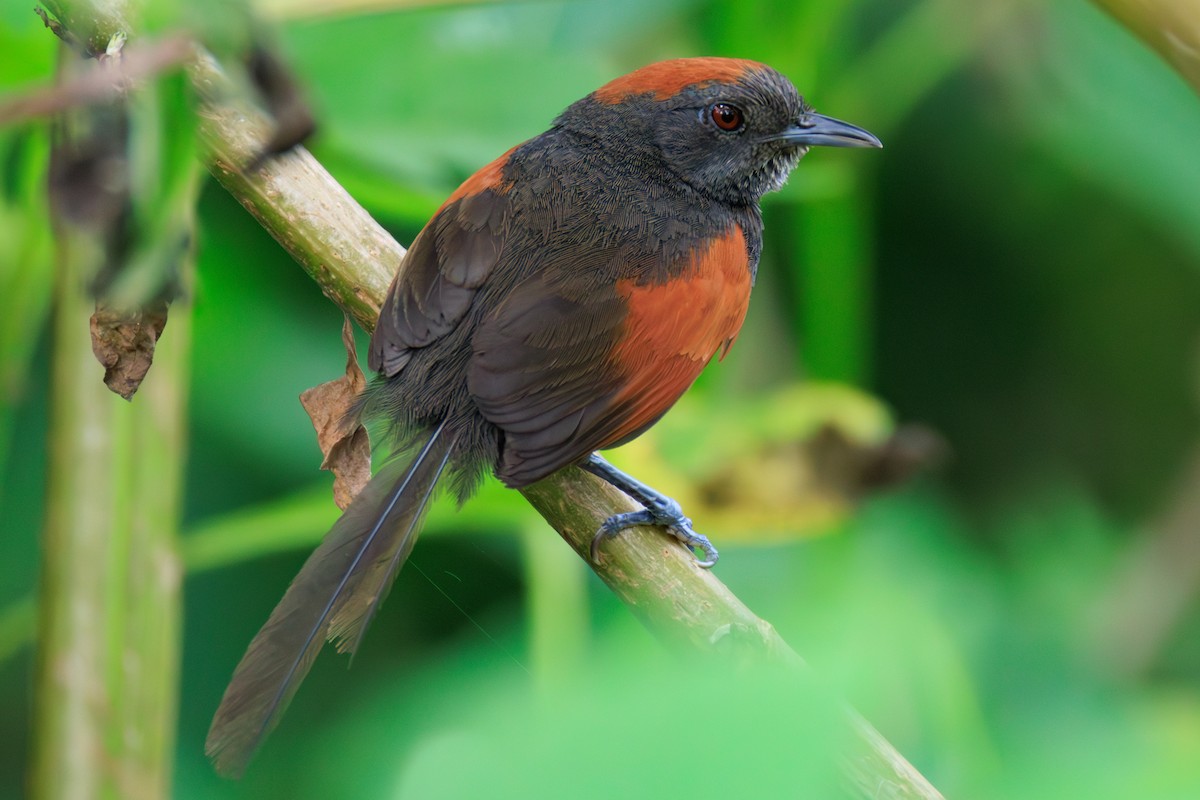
top-left (468, 226), bottom-right (751, 487)
top-left (369, 184), bottom-right (510, 377)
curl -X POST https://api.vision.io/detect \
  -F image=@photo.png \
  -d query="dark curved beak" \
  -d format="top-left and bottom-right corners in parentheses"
top-left (768, 112), bottom-right (882, 149)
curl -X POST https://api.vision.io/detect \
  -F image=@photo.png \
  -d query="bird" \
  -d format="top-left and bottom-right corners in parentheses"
top-left (206, 56), bottom-right (881, 776)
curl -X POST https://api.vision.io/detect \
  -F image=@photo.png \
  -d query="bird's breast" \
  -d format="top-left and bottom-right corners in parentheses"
top-left (615, 224), bottom-right (752, 363)
top-left (595, 225), bottom-right (752, 447)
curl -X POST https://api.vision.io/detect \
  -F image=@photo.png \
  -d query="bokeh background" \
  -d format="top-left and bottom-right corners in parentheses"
top-left (3, 0), bottom-right (1200, 797)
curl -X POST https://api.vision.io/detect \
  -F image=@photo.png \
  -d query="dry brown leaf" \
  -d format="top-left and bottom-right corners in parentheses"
top-left (90, 301), bottom-right (169, 400)
top-left (299, 315), bottom-right (371, 509)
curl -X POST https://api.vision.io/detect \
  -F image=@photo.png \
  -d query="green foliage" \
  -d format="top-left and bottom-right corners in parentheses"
top-left (3, 0), bottom-right (1200, 798)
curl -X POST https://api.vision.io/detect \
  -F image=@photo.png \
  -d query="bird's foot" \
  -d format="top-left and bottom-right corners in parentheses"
top-left (582, 454), bottom-right (719, 568)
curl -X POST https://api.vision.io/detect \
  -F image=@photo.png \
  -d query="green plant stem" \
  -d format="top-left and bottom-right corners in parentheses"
top-left (34, 231), bottom-right (189, 800)
top-left (30, 5), bottom-right (195, 797)
top-left (827, 0), bottom-right (1013, 129)
top-left (40, 0), bottom-right (130, 55)
top-left (521, 522), bottom-right (589, 692)
top-left (187, 44), bottom-right (944, 800)
top-left (794, 174), bottom-right (874, 385)
top-left (120, 293), bottom-right (190, 798)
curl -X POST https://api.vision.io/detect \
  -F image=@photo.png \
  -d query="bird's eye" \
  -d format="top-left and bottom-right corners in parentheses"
top-left (709, 103), bottom-right (745, 132)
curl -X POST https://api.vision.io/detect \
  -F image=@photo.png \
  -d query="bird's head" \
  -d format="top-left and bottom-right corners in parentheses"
top-left (558, 57), bottom-right (881, 206)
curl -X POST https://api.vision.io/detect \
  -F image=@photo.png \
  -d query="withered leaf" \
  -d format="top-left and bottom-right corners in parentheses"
top-left (854, 423), bottom-right (949, 493)
top-left (90, 301), bottom-right (168, 400)
top-left (299, 316), bottom-right (371, 509)
top-left (803, 422), bottom-right (949, 501)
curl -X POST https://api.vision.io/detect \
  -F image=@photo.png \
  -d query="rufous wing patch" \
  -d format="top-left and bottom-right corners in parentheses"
top-left (369, 145), bottom-right (520, 376)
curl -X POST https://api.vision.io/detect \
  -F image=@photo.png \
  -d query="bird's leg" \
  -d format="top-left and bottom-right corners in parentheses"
top-left (581, 453), bottom-right (719, 568)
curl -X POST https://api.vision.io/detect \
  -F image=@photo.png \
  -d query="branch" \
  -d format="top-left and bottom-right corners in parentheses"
top-left (191, 52), bottom-right (395, 331)
top-left (189, 43), bottom-right (944, 800)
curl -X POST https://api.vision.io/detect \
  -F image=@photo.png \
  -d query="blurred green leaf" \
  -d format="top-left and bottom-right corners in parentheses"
top-left (0, 129), bottom-right (54, 494)
top-left (1093, 0), bottom-right (1200, 95)
top-left (109, 68), bottom-right (201, 310)
top-left (293, 639), bottom-right (847, 800)
top-left (1000, 0), bottom-right (1200, 260)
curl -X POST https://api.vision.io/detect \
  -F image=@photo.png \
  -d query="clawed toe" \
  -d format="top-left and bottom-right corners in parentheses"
top-left (589, 508), bottom-right (719, 568)
top-left (668, 524), bottom-right (719, 567)
top-left (590, 510), bottom-right (653, 563)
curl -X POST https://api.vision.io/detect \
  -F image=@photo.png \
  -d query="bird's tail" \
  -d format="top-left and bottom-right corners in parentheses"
top-left (205, 420), bottom-right (457, 777)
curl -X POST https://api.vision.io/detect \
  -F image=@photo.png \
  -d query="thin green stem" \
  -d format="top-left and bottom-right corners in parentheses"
top-left (521, 522), bottom-right (590, 693)
top-left (827, 0), bottom-right (1015, 128)
top-left (794, 174), bottom-right (874, 385)
top-left (34, 229), bottom-right (102, 798)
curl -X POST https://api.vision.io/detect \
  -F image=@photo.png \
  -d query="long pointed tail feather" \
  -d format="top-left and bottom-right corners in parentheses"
top-left (205, 421), bottom-right (457, 777)
top-left (328, 429), bottom-right (453, 657)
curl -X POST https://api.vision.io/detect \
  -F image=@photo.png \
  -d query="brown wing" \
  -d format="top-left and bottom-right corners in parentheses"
top-left (369, 149), bottom-right (516, 376)
top-left (469, 225), bottom-right (752, 487)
